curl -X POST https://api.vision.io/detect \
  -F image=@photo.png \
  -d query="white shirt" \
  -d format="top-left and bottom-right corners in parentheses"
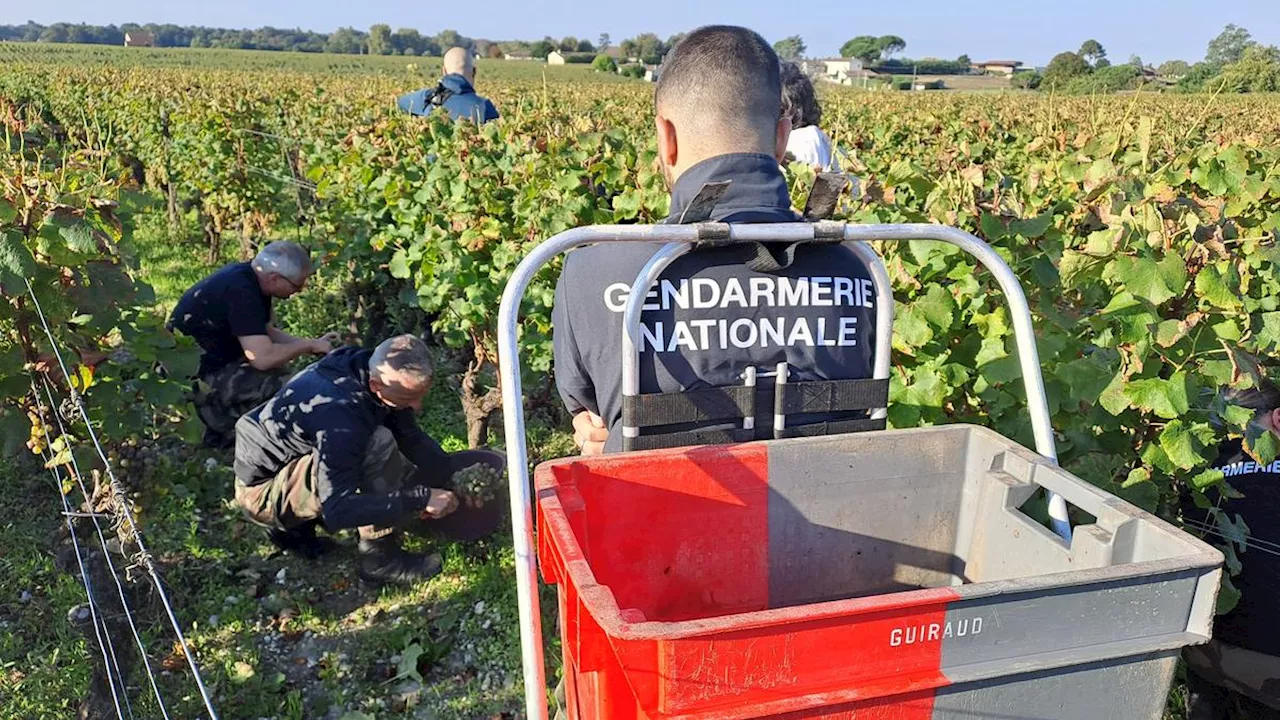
top-left (787, 125), bottom-right (836, 171)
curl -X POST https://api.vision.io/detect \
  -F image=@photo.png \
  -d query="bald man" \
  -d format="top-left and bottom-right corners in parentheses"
top-left (397, 46), bottom-right (499, 124)
top-left (552, 26), bottom-right (877, 454)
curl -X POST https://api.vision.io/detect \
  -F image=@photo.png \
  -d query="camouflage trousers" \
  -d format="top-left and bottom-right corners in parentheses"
top-left (193, 363), bottom-right (289, 440)
top-left (1185, 640), bottom-right (1280, 718)
top-left (235, 427), bottom-right (416, 541)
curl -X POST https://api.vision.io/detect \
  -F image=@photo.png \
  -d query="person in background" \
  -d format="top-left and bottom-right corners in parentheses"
top-left (169, 241), bottom-right (337, 449)
top-left (233, 335), bottom-right (460, 586)
top-left (1182, 378), bottom-right (1280, 719)
top-left (780, 61), bottom-right (837, 172)
top-left (397, 46), bottom-right (500, 124)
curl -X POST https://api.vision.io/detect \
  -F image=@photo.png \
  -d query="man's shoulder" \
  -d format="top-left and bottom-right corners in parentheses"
top-left (175, 262), bottom-right (247, 309)
top-left (205, 262), bottom-right (255, 292)
top-left (562, 242), bottom-right (667, 283)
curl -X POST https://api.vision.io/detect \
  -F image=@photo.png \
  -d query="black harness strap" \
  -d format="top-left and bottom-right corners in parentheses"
top-left (803, 173), bottom-right (851, 221)
top-left (622, 386), bottom-right (756, 428)
top-left (776, 378), bottom-right (889, 416)
top-left (677, 181), bottom-right (732, 224)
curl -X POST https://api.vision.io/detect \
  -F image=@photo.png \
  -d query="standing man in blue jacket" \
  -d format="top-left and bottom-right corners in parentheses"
top-left (397, 46), bottom-right (499, 124)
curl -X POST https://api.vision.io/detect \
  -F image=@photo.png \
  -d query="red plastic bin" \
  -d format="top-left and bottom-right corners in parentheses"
top-left (534, 428), bottom-right (1221, 720)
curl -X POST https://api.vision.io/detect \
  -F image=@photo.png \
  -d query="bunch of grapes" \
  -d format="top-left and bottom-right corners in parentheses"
top-left (26, 408), bottom-right (49, 455)
top-left (105, 437), bottom-right (161, 476)
top-left (448, 463), bottom-right (505, 506)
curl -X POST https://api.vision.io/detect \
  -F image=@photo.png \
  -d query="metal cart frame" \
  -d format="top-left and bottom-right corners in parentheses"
top-left (496, 223), bottom-right (1072, 720)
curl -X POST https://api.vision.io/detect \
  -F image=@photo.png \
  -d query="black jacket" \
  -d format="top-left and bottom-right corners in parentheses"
top-left (234, 347), bottom-right (449, 530)
top-left (552, 153), bottom-right (876, 452)
top-left (1185, 439), bottom-right (1280, 655)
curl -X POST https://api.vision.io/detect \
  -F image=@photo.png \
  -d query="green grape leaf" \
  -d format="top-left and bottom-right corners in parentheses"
top-left (1255, 312), bottom-right (1280, 351)
top-left (1058, 354), bottom-right (1116, 401)
top-left (58, 222), bottom-right (98, 254)
top-left (1010, 212), bottom-right (1054, 239)
top-left (1245, 426), bottom-right (1278, 467)
top-left (1059, 250), bottom-right (1106, 290)
top-left (1222, 404), bottom-right (1255, 430)
top-left (0, 230), bottom-right (36, 280)
top-left (0, 406), bottom-right (30, 457)
top-left (1116, 480), bottom-right (1159, 512)
top-left (916, 284), bottom-right (955, 329)
top-left (1123, 373), bottom-right (1190, 419)
top-left (1158, 419), bottom-right (1205, 470)
top-left (1110, 256), bottom-right (1179, 306)
top-left (1217, 573), bottom-right (1241, 615)
top-left (1194, 265), bottom-right (1240, 310)
top-left (894, 305), bottom-right (933, 350)
top-left (395, 642), bottom-right (425, 684)
top-left (1123, 467), bottom-right (1151, 487)
top-left (389, 249), bottom-right (411, 280)
top-left (1191, 468), bottom-right (1225, 491)
top-left (1099, 369), bottom-right (1132, 416)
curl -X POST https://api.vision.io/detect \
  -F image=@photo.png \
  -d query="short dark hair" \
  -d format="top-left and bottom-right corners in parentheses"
top-left (655, 26), bottom-right (781, 137)
top-left (780, 61), bottom-right (822, 129)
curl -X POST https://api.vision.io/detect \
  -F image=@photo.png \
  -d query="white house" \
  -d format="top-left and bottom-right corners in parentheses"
top-left (973, 60), bottom-right (1024, 76)
top-left (809, 57), bottom-right (870, 85)
top-left (124, 30), bottom-right (155, 48)
top-left (547, 50), bottom-right (566, 65)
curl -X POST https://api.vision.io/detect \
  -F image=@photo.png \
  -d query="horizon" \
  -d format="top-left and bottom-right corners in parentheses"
top-left (3, 0), bottom-right (1278, 66)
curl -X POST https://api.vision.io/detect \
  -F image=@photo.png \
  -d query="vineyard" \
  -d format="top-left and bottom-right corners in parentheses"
top-left (2, 42), bottom-right (1280, 719)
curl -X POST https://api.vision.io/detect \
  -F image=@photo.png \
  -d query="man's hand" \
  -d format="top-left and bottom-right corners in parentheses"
top-left (573, 411), bottom-right (608, 456)
top-left (319, 331), bottom-right (342, 345)
top-left (421, 489), bottom-right (459, 519)
top-left (309, 337), bottom-right (334, 355)
top-left (401, 486), bottom-right (460, 519)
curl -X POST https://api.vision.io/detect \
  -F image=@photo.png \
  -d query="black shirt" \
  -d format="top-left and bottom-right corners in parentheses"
top-left (1185, 439), bottom-right (1280, 654)
top-left (552, 154), bottom-right (876, 452)
top-left (233, 347), bottom-right (450, 531)
top-left (170, 263), bottom-right (272, 377)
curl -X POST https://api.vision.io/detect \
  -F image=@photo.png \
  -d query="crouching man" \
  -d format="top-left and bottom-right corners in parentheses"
top-left (233, 335), bottom-right (458, 586)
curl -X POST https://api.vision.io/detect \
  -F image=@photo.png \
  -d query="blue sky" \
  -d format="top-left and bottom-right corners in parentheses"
top-left (5, 0), bottom-right (1277, 66)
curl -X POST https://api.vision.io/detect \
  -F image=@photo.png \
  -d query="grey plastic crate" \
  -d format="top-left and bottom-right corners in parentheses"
top-left (533, 423), bottom-right (1224, 719)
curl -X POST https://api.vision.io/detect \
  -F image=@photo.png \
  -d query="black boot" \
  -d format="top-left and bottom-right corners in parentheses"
top-left (265, 521), bottom-right (334, 559)
top-left (357, 534), bottom-right (442, 587)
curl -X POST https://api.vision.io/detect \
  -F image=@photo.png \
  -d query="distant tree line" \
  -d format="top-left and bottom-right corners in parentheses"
top-left (0, 21), bottom-right (356, 52)
top-left (1016, 25), bottom-right (1279, 95)
top-left (1175, 25), bottom-right (1280, 93)
top-left (0, 22), bottom-right (698, 66)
